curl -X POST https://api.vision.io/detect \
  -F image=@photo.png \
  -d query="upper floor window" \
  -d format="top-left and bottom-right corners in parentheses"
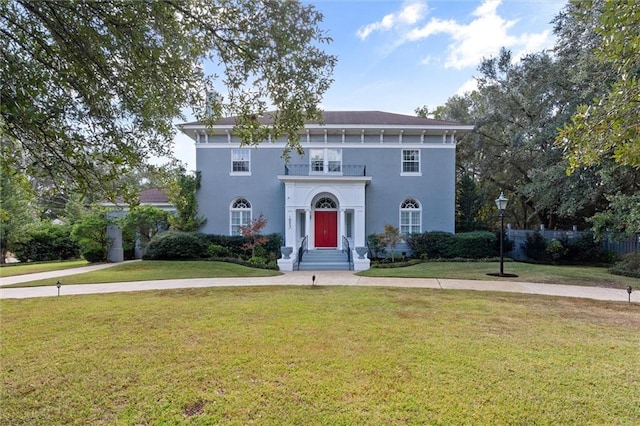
top-left (310, 149), bottom-right (341, 174)
top-left (400, 198), bottom-right (421, 235)
top-left (401, 149), bottom-right (421, 175)
top-left (231, 149), bottom-right (250, 175)
top-left (230, 198), bottom-right (252, 235)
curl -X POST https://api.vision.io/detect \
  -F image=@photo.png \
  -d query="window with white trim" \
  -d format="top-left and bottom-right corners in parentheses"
top-left (400, 198), bottom-right (421, 235)
top-left (230, 198), bottom-right (252, 235)
top-left (310, 149), bottom-right (341, 174)
top-left (401, 149), bottom-right (420, 175)
top-left (231, 149), bottom-right (250, 174)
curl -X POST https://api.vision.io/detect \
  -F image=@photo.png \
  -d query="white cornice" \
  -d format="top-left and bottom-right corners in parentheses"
top-left (196, 142), bottom-right (457, 149)
top-left (277, 175), bottom-right (372, 184)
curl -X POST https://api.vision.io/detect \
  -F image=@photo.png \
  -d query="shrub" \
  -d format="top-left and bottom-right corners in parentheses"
top-left (13, 222), bottom-right (80, 262)
top-left (447, 231), bottom-right (497, 259)
top-left (248, 256), bottom-right (266, 267)
top-left (546, 239), bottom-right (568, 262)
top-left (609, 251), bottom-right (640, 278)
top-left (367, 234), bottom-right (386, 259)
top-left (144, 231), bottom-right (209, 260)
top-left (562, 232), bottom-right (613, 264)
top-left (407, 231), bottom-right (453, 259)
top-left (523, 230), bottom-right (549, 262)
top-left (207, 244), bottom-right (230, 258)
top-left (203, 233), bottom-right (282, 260)
top-left (82, 247), bottom-right (107, 263)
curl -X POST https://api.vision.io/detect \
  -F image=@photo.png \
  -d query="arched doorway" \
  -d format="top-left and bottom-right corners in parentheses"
top-left (314, 196), bottom-right (338, 248)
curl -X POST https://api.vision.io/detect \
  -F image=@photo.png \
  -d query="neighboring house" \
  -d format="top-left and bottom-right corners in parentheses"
top-left (106, 188), bottom-right (176, 262)
top-left (179, 111), bottom-right (473, 270)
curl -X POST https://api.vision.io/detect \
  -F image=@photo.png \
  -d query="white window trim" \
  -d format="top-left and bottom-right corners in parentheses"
top-left (230, 198), bottom-right (252, 236)
top-left (230, 148), bottom-right (251, 176)
top-left (309, 148), bottom-right (342, 175)
top-left (399, 198), bottom-right (422, 236)
top-left (401, 149), bottom-right (422, 176)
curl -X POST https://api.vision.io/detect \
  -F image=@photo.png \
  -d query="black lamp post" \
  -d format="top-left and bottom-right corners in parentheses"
top-left (495, 192), bottom-right (508, 276)
top-left (486, 192), bottom-right (518, 278)
top-left (56, 280), bottom-right (61, 297)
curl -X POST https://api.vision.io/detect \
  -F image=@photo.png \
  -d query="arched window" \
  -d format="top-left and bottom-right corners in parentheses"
top-left (231, 198), bottom-right (252, 235)
top-left (315, 197), bottom-right (337, 209)
top-left (400, 198), bottom-right (421, 235)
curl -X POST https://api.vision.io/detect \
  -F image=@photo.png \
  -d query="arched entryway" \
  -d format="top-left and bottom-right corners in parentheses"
top-left (313, 195), bottom-right (338, 248)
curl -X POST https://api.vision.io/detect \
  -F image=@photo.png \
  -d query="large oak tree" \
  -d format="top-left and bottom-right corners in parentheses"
top-left (1, 0), bottom-right (336, 198)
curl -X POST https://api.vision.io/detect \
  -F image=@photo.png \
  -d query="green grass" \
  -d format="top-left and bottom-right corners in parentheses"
top-left (1, 260), bottom-right (280, 288)
top-left (2, 286), bottom-right (639, 424)
top-left (360, 261), bottom-right (640, 289)
top-left (0, 259), bottom-right (89, 277)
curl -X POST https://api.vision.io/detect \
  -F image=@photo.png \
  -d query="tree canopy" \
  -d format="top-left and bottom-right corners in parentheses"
top-left (557, 0), bottom-right (640, 171)
top-left (433, 0), bottom-right (640, 233)
top-left (1, 0), bottom-right (336, 198)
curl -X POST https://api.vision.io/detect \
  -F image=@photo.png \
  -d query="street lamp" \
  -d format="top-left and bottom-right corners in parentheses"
top-left (488, 192), bottom-right (517, 278)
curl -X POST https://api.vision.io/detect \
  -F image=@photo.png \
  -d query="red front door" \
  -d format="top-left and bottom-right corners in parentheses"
top-left (314, 211), bottom-right (338, 248)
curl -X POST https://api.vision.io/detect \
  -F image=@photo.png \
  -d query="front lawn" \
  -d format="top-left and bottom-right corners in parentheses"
top-left (360, 261), bottom-right (640, 289)
top-left (2, 287), bottom-right (638, 424)
top-left (1, 260), bottom-right (280, 288)
top-left (0, 259), bottom-right (89, 277)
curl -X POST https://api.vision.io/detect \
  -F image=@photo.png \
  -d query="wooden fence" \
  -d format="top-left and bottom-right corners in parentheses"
top-left (506, 226), bottom-right (639, 261)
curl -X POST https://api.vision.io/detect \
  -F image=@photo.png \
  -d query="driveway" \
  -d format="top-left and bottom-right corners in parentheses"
top-left (1, 268), bottom-right (637, 303)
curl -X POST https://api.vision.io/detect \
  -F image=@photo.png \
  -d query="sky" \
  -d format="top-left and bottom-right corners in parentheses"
top-left (170, 0), bottom-right (565, 170)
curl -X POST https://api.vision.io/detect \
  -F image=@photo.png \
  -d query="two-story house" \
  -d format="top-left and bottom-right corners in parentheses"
top-left (179, 111), bottom-right (472, 270)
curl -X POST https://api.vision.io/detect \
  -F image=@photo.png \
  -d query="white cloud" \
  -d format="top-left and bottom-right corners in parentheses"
top-left (357, 1), bottom-right (427, 40)
top-left (456, 78), bottom-right (478, 96)
top-left (361, 0), bottom-right (555, 70)
top-left (408, 0), bottom-right (521, 69)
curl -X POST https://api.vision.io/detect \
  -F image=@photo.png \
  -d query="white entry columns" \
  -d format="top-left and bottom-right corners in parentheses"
top-left (277, 175), bottom-right (371, 251)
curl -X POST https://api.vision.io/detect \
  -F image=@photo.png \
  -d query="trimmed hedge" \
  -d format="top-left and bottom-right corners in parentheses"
top-left (144, 231), bottom-right (210, 260)
top-left (407, 231), bottom-right (454, 259)
top-left (446, 231), bottom-right (497, 259)
top-left (13, 223), bottom-right (80, 262)
top-left (406, 231), bottom-right (500, 259)
top-left (522, 230), bottom-right (614, 264)
top-left (144, 231), bottom-right (283, 262)
top-left (204, 233), bottom-right (282, 260)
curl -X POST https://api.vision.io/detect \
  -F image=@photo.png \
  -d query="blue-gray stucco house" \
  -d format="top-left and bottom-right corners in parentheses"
top-left (179, 111), bottom-right (473, 270)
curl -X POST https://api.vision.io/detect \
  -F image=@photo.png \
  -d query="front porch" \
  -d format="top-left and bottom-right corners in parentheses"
top-left (276, 172), bottom-right (371, 271)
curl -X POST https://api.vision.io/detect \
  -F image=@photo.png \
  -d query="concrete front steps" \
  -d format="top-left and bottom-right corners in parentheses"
top-left (297, 249), bottom-right (352, 271)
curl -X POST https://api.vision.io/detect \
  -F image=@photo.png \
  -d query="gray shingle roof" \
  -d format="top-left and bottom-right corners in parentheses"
top-left (182, 111), bottom-right (467, 127)
top-left (138, 188), bottom-right (169, 204)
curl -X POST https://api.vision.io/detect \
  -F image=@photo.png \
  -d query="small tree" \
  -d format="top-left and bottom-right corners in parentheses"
top-left (239, 213), bottom-right (268, 258)
top-left (121, 205), bottom-right (170, 257)
top-left (378, 224), bottom-right (402, 262)
top-left (71, 206), bottom-right (114, 262)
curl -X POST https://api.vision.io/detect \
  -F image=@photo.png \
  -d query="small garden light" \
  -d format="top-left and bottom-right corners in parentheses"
top-left (627, 286), bottom-right (632, 303)
top-left (312, 275), bottom-right (316, 286)
top-left (56, 281), bottom-right (61, 297)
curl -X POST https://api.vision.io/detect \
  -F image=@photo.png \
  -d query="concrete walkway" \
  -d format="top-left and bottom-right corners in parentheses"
top-left (1, 265), bottom-right (637, 303)
top-left (0, 261), bottom-right (138, 285)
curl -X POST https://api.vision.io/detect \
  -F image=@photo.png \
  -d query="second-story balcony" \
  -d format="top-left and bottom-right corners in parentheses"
top-left (284, 164), bottom-right (367, 176)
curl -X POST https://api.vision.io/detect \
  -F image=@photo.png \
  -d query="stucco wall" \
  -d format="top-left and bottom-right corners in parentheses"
top-left (196, 140), bottom-right (456, 237)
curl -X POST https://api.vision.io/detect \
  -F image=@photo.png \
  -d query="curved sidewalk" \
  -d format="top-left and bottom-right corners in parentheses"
top-left (1, 270), bottom-right (637, 303)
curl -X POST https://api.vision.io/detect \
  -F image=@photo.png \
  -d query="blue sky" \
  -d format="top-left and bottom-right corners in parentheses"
top-left (171, 0), bottom-right (565, 170)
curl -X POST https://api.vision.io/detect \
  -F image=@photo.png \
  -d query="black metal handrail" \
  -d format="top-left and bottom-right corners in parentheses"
top-left (284, 164), bottom-right (367, 176)
top-left (296, 235), bottom-right (308, 271)
top-left (342, 236), bottom-right (353, 270)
